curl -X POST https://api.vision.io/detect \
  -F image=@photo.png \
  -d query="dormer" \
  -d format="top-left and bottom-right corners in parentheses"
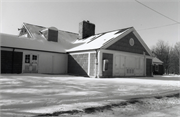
top-left (18, 26), bottom-right (31, 38)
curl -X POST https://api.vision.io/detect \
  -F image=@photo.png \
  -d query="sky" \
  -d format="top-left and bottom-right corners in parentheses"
top-left (1, 0), bottom-right (180, 48)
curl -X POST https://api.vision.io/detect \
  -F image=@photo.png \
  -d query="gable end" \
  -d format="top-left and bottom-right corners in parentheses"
top-left (107, 32), bottom-right (150, 56)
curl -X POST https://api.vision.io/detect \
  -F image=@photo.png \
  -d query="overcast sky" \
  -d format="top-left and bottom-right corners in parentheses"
top-left (1, 0), bottom-right (180, 48)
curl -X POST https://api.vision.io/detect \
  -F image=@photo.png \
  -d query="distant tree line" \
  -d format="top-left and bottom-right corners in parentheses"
top-left (151, 40), bottom-right (180, 74)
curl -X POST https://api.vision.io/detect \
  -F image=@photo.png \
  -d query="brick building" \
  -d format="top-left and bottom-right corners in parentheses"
top-left (1, 21), bottom-right (153, 77)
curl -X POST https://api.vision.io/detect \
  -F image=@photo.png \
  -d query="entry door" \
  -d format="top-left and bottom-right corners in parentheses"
top-left (24, 54), bottom-right (39, 73)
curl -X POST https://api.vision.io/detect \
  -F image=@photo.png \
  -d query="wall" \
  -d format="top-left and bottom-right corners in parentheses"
top-left (99, 49), bottom-right (148, 77)
top-left (1, 50), bottom-right (23, 73)
top-left (22, 50), bottom-right (67, 74)
top-left (68, 53), bottom-right (89, 76)
top-left (89, 53), bottom-right (96, 76)
top-left (153, 64), bottom-right (164, 75)
top-left (102, 53), bottom-right (113, 77)
top-left (107, 32), bottom-right (150, 56)
top-left (1, 48), bottom-right (67, 74)
top-left (68, 51), bottom-right (97, 77)
top-left (146, 58), bottom-right (153, 76)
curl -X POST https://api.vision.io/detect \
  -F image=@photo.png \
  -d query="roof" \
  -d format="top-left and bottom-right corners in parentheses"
top-left (0, 33), bottom-right (66, 53)
top-left (153, 57), bottom-right (163, 64)
top-left (22, 23), bottom-right (80, 49)
top-left (1, 22), bottom-right (153, 56)
top-left (67, 27), bottom-right (132, 52)
top-left (66, 27), bottom-right (153, 57)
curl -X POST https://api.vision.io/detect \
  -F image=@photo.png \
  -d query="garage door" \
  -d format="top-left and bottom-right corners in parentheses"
top-left (1, 50), bottom-right (23, 73)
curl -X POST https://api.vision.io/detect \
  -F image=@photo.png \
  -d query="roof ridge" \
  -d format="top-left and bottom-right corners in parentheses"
top-left (95, 27), bottom-right (133, 35)
top-left (23, 22), bottom-right (78, 35)
top-left (23, 22), bottom-right (46, 29)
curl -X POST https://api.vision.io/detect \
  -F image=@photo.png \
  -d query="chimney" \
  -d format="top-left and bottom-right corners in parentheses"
top-left (47, 27), bottom-right (58, 42)
top-left (79, 20), bottom-right (95, 39)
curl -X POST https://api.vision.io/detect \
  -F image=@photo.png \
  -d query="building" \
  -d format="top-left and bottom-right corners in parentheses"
top-left (1, 21), bottom-right (153, 77)
top-left (152, 57), bottom-right (164, 75)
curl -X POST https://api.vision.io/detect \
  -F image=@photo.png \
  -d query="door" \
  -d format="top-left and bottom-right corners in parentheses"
top-left (114, 55), bottom-right (125, 76)
top-left (24, 54), bottom-right (39, 73)
top-left (115, 56), bottom-right (120, 76)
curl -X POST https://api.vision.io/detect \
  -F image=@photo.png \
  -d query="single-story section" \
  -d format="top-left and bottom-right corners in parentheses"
top-left (1, 21), bottom-right (153, 77)
top-left (152, 57), bottom-right (164, 75)
top-left (1, 33), bottom-right (67, 74)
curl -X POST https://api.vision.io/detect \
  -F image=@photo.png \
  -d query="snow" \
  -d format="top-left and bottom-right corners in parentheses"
top-left (24, 23), bottom-right (79, 50)
top-left (0, 74), bottom-right (179, 116)
top-left (0, 33), bottom-right (66, 53)
top-left (162, 74), bottom-right (180, 77)
top-left (152, 57), bottom-right (163, 64)
top-left (1, 23), bottom-right (133, 53)
top-left (67, 29), bottom-right (130, 52)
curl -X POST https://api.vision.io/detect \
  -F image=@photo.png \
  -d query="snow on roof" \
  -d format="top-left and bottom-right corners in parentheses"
top-left (67, 27), bottom-right (132, 52)
top-left (2, 23), bottom-right (151, 56)
top-left (23, 23), bottom-right (79, 49)
top-left (153, 57), bottom-right (163, 64)
top-left (21, 23), bottom-right (132, 52)
top-left (0, 33), bottom-right (66, 53)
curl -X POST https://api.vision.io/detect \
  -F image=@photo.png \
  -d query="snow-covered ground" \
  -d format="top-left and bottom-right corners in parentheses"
top-left (0, 74), bottom-right (179, 117)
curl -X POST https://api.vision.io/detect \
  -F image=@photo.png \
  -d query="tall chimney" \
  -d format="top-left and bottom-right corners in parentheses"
top-left (79, 20), bottom-right (95, 39)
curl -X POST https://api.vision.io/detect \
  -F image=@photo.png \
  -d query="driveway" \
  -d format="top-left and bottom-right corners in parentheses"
top-left (0, 74), bottom-right (179, 116)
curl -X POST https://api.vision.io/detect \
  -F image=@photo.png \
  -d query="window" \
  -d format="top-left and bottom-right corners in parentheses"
top-left (129, 38), bottom-right (134, 46)
top-left (32, 55), bottom-right (37, 60)
top-left (155, 65), bottom-right (159, 71)
top-left (25, 55), bottom-right (30, 63)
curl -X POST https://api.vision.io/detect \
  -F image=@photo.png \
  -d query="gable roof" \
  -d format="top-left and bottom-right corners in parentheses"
top-left (66, 27), bottom-right (132, 52)
top-left (153, 57), bottom-right (163, 64)
top-left (67, 27), bottom-right (153, 56)
top-left (2, 22), bottom-right (152, 56)
top-left (20, 23), bottom-right (80, 50)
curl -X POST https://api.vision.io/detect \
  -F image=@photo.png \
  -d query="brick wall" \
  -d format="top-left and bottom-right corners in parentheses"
top-left (102, 53), bottom-right (113, 77)
top-left (1, 50), bottom-right (23, 73)
top-left (68, 54), bottom-right (89, 76)
top-left (107, 32), bottom-right (149, 56)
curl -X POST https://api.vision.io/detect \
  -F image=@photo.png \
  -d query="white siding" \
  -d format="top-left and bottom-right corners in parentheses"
top-left (101, 49), bottom-right (146, 77)
top-left (17, 49), bottom-right (67, 74)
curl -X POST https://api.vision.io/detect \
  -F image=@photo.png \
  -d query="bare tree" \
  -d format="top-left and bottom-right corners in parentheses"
top-left (173, 42), bottom-right (180, 74)
top-left (151, 40), bottom-right (171, 74)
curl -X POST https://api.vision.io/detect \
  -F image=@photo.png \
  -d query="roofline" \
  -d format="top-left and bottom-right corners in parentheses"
top-left (101, 27), bottom-right (134, 49)
top-left (1, 46), bottom-right (66, 54)
top-left (101, 27), bottom-right (153, 56)
top-left (95, 27), bottom-right (133, 35)
top-left (133, 29), bottom-right (153, 56)
top-left (66, 48), bottom-right (99, 53)
top-left (22, 23), bottom-right (34, 38)
top-left (23, 22), bottom-right (78, 35)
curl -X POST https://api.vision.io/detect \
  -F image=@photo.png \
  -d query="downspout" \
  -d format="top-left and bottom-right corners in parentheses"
top-left (11, 48), bottom-right (15, 73)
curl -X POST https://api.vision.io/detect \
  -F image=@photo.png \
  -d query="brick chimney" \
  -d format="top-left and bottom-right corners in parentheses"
top-left (79, 20), bottom-right (95, 39)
